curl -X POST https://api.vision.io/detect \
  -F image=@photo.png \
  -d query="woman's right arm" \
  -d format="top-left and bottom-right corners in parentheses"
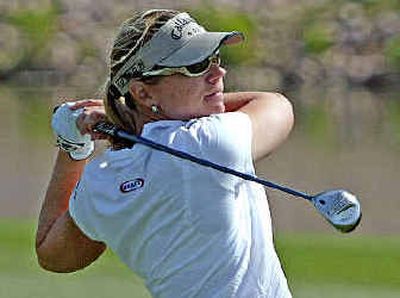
top-left (224, 92), bottom-right (294, 161)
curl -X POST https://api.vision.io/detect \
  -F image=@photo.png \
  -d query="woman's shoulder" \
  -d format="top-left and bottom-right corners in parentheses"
top-left (142, 112), bottom-right (249, 144)
top-left (186, 111), bottom-right (250, 128)
top-left (147, 111), bottom-right (250, 140)
top-left (191, 112), bottom-right (251, 140)
top-left (186, 112), bottom-right (253, 168)
top-left (143, 112), bottom-right (253, 165)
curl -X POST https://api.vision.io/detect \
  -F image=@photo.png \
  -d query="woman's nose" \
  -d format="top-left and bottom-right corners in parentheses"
top-left (206, 65), bottom-right (226, 84)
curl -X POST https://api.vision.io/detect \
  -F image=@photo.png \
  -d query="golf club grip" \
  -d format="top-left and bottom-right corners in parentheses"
top-left (94, 122), bottom-right (313, 200)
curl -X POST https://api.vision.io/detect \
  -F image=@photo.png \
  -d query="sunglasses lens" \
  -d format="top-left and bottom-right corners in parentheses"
top-left (185, 53), bottom-right (220, 75)
top-left (185, 58), bottom-right (212, 74)
top-left (146, 53), bottom-right (221, 78)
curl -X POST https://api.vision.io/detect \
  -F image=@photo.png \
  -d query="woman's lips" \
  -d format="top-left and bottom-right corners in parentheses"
top-left (204, 91), bottom-right (223, 103)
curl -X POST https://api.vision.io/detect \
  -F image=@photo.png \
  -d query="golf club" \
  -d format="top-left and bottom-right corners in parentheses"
top-left (94, 122), bottom-right (362, 233)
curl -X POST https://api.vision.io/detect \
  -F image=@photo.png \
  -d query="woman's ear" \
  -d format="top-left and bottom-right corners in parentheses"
top-left (129, 81), bottom-right (152, 105)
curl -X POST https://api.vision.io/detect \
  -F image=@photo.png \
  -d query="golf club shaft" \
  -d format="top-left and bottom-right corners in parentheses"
top-left (94, 122), bottom-right (313, 201)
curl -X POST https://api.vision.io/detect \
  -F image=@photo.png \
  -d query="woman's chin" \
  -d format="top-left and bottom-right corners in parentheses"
top-left (203, 92), bottom-right (225, 113)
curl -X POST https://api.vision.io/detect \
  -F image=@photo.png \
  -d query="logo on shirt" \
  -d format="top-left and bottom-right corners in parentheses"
top-left (120, 178), bottom-right (145, 193)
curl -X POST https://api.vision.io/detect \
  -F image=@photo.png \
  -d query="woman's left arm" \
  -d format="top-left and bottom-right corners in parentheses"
top-left (36, 100), bottom-right (107, 273)
top-left (36, 151), bottom-right (106, 272)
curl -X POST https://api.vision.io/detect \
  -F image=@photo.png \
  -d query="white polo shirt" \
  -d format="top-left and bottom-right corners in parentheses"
top-left (69, 112), bottom-right (291, 298)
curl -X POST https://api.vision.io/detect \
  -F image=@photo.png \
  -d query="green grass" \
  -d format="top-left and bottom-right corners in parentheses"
top-left (1, 219), bottom-right (399, 298)
top-left (275, 234), bottom-right (400, 296)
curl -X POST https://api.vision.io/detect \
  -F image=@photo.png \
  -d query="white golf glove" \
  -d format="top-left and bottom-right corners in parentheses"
top-left (52, 102), bottom-right (94, 160)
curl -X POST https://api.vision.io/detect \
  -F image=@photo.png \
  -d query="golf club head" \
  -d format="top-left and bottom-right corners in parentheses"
top-left (311, 189), bottom-right (362, 233)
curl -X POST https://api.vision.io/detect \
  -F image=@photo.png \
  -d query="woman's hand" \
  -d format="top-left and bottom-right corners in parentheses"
top-left (69, 99), bottom-right (108, 140)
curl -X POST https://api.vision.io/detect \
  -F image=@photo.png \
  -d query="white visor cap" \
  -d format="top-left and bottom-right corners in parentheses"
top-left (112, 12), bottom-right (244, 95)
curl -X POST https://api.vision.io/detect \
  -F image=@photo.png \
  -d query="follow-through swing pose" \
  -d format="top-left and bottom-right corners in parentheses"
top-left (36, 9), bottom-right (339, 297)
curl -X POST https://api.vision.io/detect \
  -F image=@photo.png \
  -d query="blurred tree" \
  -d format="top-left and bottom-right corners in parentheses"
top-left (0, 23), bottom-right (24, 75)
top-left (303, 24), bottom-right (336, 55)
top-left (385, 37), bottom-right (400, 71)
top-left (191, 5), bottom-right (259, 66)
top-left (5, 6), bottom-right (59, 71)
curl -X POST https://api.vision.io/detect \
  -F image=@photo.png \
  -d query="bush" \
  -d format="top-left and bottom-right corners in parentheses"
top-left (302, 24), bottom-right (335, 55)
top-left (6, 8), bottom-right (58, 62)
top-left (385, 37), bottom-right (400, 70)
top-left (190, 6), bottom-right (259, 66)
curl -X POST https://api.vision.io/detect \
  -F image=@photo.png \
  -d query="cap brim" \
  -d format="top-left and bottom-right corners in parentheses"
top-left (158, 31), bottom-right (244, 67)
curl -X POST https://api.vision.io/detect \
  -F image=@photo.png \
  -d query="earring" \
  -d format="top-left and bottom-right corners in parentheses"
top-left (151, 105), bottom-right (159, 114)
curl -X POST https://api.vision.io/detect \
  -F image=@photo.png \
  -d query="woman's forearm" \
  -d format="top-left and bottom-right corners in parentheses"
top-left (224, 92), bottom-right (294, 161)
top-left (36, 150), bottom-right (106, 273)
top-left (36, 150), bottom-right (86, 249)
top-left (223, 92), bottom-right (256, 112)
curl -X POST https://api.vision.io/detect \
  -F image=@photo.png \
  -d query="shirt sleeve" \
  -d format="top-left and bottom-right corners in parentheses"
top-left (185, 112), bottom-right (253, 172)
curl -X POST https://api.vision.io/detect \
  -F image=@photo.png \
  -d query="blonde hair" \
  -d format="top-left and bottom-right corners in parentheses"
top-left (104, 9), bottom-right (180, 147)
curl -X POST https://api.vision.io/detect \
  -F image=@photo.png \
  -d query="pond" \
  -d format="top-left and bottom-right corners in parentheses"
top-left (1, 82), bottom-right (399, 234)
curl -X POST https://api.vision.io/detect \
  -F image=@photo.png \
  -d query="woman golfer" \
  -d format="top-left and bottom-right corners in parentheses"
top-left (36, 9), bottom-right (294, 298)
